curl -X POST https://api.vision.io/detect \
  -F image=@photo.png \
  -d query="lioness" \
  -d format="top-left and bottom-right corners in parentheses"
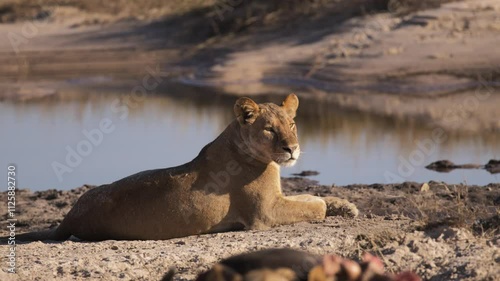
top-left (13, 94), bottom-right (358, 241)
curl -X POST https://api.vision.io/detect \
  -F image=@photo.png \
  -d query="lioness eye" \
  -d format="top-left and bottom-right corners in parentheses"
top-left (264, 127), bottom-right (274, 133)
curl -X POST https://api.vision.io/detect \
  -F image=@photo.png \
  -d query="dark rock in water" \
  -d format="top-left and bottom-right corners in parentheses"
top-left (426, 160), bottom-right (484, 173)
top-left (292, 170), bottom-right (320, 177)
top-left (425, 160), bottom-right (456, 172)
top-left (485, 159), bottom-right (500, 174)
top-left (486, 160), bottom-right (500, 165)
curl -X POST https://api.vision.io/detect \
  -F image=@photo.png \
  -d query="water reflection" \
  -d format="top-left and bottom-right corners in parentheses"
top-left (1, 89), bottom-right (498, 190)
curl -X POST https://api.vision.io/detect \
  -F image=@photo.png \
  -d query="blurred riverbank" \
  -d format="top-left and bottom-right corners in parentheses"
top-left (1, 0), bottom-right (499, 133)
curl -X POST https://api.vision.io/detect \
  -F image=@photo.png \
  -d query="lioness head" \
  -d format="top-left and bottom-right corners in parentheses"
top-left (234, 94), bottom-right (300, 167)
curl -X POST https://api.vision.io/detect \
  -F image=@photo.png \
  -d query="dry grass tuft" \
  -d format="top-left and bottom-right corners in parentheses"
top-left (412, 184), bottom-right (499, 236)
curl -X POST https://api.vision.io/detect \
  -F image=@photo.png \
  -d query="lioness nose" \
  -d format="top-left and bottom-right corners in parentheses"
top-left (283, 144), bottom-right (299, 154)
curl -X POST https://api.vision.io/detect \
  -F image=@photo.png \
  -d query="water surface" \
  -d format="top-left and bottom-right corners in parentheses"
top-left (1, 90), bottom-right (498, 190)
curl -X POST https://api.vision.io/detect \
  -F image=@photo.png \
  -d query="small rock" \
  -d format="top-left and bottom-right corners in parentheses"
top-left (488, 23), bottom-right (500, 31)
top-left (427, 53), bottom-right (449, 60)
top-left (425, 160), bottom-right (455, 172)
top-left (81, 270), bottom-right (91, 277)
top-left (55, 201), bottom-right (68, 208)
top-left (420, 183), bottom-right (430, 192)
top-left (386, 47), bottom-right (403, 55)
top-left (39, 189), bottom-right (59, 200)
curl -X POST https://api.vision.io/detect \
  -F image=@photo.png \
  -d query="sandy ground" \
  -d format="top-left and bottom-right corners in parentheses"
top-left (0, 178), bottom-right (498, 281)
top-left (0, 0), bottom-right (499, 132)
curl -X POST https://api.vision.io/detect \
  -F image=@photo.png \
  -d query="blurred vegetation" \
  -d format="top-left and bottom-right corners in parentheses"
top-left (1, 0), bottom-right (457, 25)
top-left (0, 0), bottom-right (214, 22)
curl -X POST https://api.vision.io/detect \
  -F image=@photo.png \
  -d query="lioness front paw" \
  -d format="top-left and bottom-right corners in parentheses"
top-left (322, 197), bottom-right (358, 218)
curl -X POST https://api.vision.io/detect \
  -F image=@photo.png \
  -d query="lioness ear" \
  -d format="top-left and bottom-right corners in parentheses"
top-left (234, 97), bottom-right (260, 125)
top-left (281, 93), bottom-right (299, 118)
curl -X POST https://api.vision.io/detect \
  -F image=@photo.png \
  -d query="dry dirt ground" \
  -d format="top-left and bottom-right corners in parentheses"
top-left (0, 178), bottom-right (498, 281)
top-left (0, 0), bottom-right (499, 132)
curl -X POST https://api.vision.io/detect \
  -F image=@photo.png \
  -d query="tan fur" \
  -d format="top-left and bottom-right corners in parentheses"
top-left (16, 94), bottom-right (358, 241)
